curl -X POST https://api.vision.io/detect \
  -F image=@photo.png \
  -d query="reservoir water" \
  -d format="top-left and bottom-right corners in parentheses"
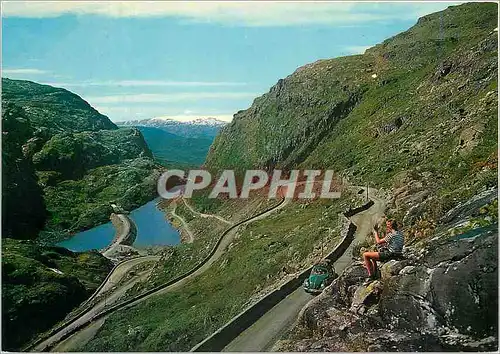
top-left (57, 199), bottom-right (180, 252)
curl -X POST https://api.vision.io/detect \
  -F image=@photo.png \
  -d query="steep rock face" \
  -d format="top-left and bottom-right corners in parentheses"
top-left (207, 54), bottom-right (372, 172)
top-left (1, 79), bottom-right (162, 238)
top-left (206, 3), bottom-right (498, 210)
top-left (2, 102), bottom-right (47, 239)
top-left (32, 128), bottom-right (152, 180)
top-left (275, 225), bottom-right (498, 352)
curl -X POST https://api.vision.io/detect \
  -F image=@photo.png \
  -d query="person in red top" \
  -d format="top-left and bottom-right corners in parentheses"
top-left (363, 218), bottom-right (404, 280)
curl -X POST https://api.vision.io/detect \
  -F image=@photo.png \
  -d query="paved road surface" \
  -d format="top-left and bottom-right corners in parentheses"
top-left (93, 255), bottom-right (160, 300)
top-left (171, 200), bottom-right (195, 243)
top-left (102, 214), bottom-right (135, 259)
top-left (222, 188), bottom-right (385, 352)
top-left (34, 257), bottom-right (158, 351)
top-left (35, 198), bottom-right (289, 352)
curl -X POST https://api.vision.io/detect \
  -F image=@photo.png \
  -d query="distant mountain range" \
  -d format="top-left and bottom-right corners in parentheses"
top-left (119, 117), bottom-right (228, 139)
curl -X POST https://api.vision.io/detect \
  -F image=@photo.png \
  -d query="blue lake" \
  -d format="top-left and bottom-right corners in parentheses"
top-left (57, 199), bottom-right (180, 252)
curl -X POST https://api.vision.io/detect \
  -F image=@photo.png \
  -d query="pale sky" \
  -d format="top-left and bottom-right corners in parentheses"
top-left (1, 1), bottom-right (459, 122)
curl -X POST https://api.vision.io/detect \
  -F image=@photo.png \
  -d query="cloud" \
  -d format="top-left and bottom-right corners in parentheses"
top-left (2, 68), bottom-right (48, 75)
top-left (85, 92), bottom-right (257, 104)
top-left (44, 80), bottom-right (247, 88)
top-left (343, 45), bottom-right (374, 55)
top-left (2, 2), bottom-right (458, 26)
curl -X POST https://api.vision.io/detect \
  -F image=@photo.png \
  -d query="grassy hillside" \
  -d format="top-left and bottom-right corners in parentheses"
top-left (83, 195), bottom-right (356, 351)
top-left (82, 3), bottom-right (497, 351)
top-left (1, 79), bottom-right (163, 241)
top-left (206, 3), bottom-right (497, 227)
top-left (2, 238), bottom-right (113, 350)
top-left (138, 126), bottom-right (213, 167)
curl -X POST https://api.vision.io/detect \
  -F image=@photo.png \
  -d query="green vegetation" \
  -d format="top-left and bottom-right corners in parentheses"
top-left (1, 79), bottom-right (163, 349)
top-left (127, 213), bottom-right (228, 294)
top-left (189, 190), bottom-right (224, 214)
top-left (3, 3), bottom-right (498, 352)
top-left (1, 78), bottom-right (116, 134)
top-left (2, 78), bottom-right (163, 241)
top-left (2, 102), bottom-right (47, 239)
top-left (33, 128), bottom-right (153, 180)
top-left (85, 4), bottom-right (498, 350)
top-left (138, 126), bottom-right (213, 167)
top-left (206, 2), bottom-right (498, 230)
top-left (2, 239), bottom-right (112, 350)
top-left (83, 196), bottom-right (354, 351)
top-left (449, 199), bottom-right (498, 236)
top-left (126, 195), bottom-right (266, 294)
top-left (39, 158), bottom-right (162, 242)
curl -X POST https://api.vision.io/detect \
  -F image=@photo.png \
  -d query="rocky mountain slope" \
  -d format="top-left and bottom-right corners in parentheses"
top-left (204, 2), bottom-right (498, 351)
top-left (2, 78), bottom-right (116, 134)
top-left (2, 102), bottom-right (47, 240)
top-left (2, 78), bottom-right (162, 240)
top-left (207, 1), bottom-right (497, 259)
top-left (2, 238), bottom-right (113, 351)
top-left (1, 79), bottom-right (161, 350)
top-left (206, 3), bottom-right (497, 199)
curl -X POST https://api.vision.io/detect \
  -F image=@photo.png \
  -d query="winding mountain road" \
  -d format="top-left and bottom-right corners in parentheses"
top-left (32, 197), bottom-right (289, 352)
top-left (182, 198), bottom-right (233, 225)
top-left (170, 200), bottom-right (195, 243)
top-left (80, 255), bottom-right (161, 309)
top-left (222, 187), bottom-right (386, 352)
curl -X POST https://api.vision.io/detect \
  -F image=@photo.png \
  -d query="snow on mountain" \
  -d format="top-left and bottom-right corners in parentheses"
top-left (120, 117), bottom-right (228, 128)
top-left (118, 117), bottom-right (228, 138)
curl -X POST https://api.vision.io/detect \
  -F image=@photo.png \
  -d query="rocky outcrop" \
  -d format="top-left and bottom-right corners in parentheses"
top-left (1, 78), bottom-right (116, 135)
top-left (2, 78), bottom-right (162, 240)
top-left (274, 223), bottom-right (498, 352)
top-left (206, 2), bottom-right (497, 181)
top-left (32, 128), bottom-right (153, 180)
top-left (2, 102), bottom-right (47, 239)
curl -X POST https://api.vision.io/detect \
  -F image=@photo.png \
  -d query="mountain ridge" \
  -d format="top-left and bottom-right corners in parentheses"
top-left (2, 78), bottom-right (165, 350)
top-left (2, 78), bottom-right (162, 237)
top-left (119, 116), bottom-right (227, 139)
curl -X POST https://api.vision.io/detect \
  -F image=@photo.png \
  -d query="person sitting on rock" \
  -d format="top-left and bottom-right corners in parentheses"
top-left (363, 219), bottom-right (404, 280)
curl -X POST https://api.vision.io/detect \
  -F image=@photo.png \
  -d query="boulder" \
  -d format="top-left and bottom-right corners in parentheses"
top-left (350, 280), bottom-right (383, 315)
top-left (278, 223), bottom-right (498, 352)
top-left (380, 259), bottom-right (410, 279)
